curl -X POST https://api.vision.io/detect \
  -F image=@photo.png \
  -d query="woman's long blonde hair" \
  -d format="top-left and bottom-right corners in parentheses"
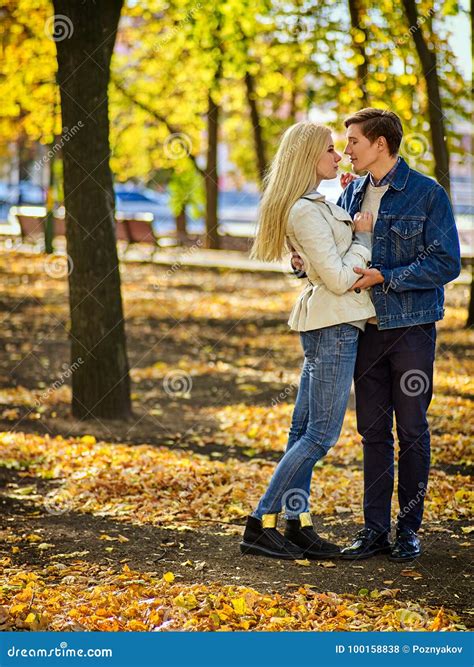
top-left (250, 121), bottom-right (332, 262)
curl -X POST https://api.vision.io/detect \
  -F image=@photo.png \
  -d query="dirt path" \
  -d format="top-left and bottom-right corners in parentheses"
top-left (0, 253), bottom-right (472, 629)
top-left (1, 467), bottom-right (472, 626)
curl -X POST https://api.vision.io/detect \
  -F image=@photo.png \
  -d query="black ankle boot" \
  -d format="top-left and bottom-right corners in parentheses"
top-left (240, 514), bottom-right (305, 560)
top-left (285, 513), bottom-right (341, 559)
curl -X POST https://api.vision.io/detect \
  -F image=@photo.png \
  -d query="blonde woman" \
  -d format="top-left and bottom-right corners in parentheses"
top-left (240, 121), bottom-right (376, 560)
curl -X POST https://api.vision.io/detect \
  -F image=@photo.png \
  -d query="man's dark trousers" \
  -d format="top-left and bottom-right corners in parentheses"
top-left (354, 322), bottom-right (436, 534)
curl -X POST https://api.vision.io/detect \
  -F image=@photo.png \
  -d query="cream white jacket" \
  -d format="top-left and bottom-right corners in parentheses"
top-left (286, 192), bottom-right (376, 332)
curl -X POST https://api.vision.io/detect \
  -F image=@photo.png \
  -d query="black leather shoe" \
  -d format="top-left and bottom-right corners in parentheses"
top-left (240, 514), bottom-right (305, 560)
top-left (388, 528), bottom-right (421, 562)
top-left (340, 528), bottom-right (391, 560)
top-left (285, 513), bottom-right (340, 559)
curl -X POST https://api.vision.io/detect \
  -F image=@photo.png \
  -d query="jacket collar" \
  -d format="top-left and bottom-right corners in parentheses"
top-left (301, 188), bottom-right (326, 202)
top-left (352, 156), bottom-right (410, 195)
top-left (388, 156), bottom-right (410, 190)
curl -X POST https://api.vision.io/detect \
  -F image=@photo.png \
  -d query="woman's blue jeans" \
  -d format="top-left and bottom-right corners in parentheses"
top-left (253, 324), bottom-right (359, 520)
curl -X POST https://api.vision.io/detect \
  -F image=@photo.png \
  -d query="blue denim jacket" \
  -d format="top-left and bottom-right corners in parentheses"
top-left (337, 157), bottom-right (461, 330)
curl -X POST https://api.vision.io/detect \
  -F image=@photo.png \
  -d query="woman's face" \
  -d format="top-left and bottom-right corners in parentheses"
top-left (316, 137), bottom-right (342, 181)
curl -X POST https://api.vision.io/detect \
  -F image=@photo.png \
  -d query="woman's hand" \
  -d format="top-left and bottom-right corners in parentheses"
top-left (353, 211), bottom-right (373, 232)
top-left (340, 173), bottom-right (357, 189)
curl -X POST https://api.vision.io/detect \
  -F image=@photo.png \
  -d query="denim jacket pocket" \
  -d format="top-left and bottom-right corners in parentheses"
top-left (389, 217), bottom-right (425, 263)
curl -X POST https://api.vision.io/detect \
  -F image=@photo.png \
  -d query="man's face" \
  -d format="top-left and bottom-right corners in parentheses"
top-left (344, 123), bottom-right (381, 174)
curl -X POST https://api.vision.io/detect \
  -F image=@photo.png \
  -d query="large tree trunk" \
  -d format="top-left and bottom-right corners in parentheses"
top-left (401, 0), bottom-right (450, 195)
top-left (53, 0), bottom-right (131, 420)
top-left (204, 90), bottom-right (220, 249)
top-left (348, 0), bottom-right (369, 105)
top-left (245, 71), bottom-right (268, 185)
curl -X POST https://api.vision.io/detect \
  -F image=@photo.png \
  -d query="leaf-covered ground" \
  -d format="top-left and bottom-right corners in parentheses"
top-left (0, 249), bottom-right (472, 631)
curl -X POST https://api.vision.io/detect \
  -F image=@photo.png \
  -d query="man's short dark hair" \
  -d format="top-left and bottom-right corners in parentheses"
top-left (344, 108), bottom-right (403, 156)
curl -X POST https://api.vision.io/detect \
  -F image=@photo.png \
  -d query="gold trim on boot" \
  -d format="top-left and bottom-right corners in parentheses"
top-left (261, 513), bottom-right (278, 529)
top-left (299, 512), bottom-right (313, 528)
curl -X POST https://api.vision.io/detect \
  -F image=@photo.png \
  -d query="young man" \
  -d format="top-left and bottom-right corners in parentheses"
top-left (293, 108), bottom-right (461, 561)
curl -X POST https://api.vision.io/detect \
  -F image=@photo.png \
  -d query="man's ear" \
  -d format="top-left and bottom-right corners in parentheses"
top-left (377, 136), bottom-right (388, 152)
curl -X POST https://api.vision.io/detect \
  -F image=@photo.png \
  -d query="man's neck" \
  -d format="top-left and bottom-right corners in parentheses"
top-left (368, 155), bottom-right (398, 182)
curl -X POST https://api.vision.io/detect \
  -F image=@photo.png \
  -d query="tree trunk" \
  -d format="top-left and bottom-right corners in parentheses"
top-left (244, 71), bottom-right (268, 185)
top-left (467, 268), bottom-right (474, 328)
top-left (44, 137), bottom-right (57, 255)
top-left (466, 0), bottom-right (473, 328)
top-left (348, 0), bottom-right (369, 105)
top-left (401, 0), bottom-right (450, 195)
top-left (53, 0), bottom-right (131, 420)
top-left (204, 90), bottom-right (220, 249)
top-left (175, 208), bottom-right (188, 245)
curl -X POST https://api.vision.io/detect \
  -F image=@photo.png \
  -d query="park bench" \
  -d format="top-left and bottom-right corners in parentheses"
top-left (115, 213), bottom-right (167, 258)
top-left (7, 207), bottom-right (167, 257)
top-left (7, 206), bottom-right (66, 245)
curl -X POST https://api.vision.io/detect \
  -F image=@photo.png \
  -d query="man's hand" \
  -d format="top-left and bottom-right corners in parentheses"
top-left (291, 250), bottom-right (306, 275)
top-left (350, 267), bottom-right (384, 291)
top-left (340, 173), bottom-right (357, 189)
